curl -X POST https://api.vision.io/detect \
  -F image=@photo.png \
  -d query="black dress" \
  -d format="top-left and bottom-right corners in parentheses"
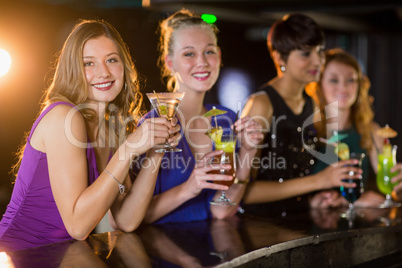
top-left (242, 85), bottom-right (319, 217)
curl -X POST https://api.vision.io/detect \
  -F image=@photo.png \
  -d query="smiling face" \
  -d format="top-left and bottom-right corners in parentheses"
top-left (165, 26), bottom-right (221, 93)
top-left (281, 45), bottom-right (325, 84)
top-left (321, 60), bottom-right (359, 111)
top-left (83, 36), bottom-right (124, 104)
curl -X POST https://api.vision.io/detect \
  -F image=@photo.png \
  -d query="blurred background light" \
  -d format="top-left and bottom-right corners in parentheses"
top-left (217, 68), bottom-right (251, 113)
top-left (245, 27), bottom-right (270, 41)
top-left (0, 49), bottom-right (12, 77)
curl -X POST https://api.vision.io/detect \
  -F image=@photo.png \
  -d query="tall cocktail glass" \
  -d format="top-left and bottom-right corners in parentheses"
top-left (208, 133), bottom-right (237, 206)
top-left (146, 92), bottom-right (184, 153)
top-left (377, 145), bottom-right (400, 208)
top-left (340, 152), bottom-right (365, 225)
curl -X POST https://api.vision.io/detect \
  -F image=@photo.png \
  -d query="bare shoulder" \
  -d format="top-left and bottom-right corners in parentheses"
top-left (370, 121), bottom-right (381, 131)
top-left (42, 104), bottom-right (86, 132)
top-left (243, 91), bottom-right (272, 115)
top-left (31, 104), bottom-right (87, 152)
top-left (369, 121), bottom-right (384, 152)
top-left (370, 121), bottom-right (382, 139)
top-left (242, 91), bottom-right (273, 126)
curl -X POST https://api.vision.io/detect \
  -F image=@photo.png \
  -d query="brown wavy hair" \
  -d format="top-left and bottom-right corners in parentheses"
top-left (157, 8), bottom-right (219, 91)
top-left (11, 19), bottom-right (144, 179)
top-left (306, 48), bottom-right (374, 150)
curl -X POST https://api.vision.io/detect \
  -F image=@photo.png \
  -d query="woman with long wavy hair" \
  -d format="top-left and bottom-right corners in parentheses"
top-left (0, 19), bottom-right (180, 252)
top-left (307, 48), bottom-right (387, 207)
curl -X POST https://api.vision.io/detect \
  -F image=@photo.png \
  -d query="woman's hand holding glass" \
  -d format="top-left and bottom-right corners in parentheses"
top-left (125, 117), bottom-right (181, 156)
top-left (181, 150), bottom-right (233, 199)
top-left (233, 116), bottom-right (264, 151)
top-left (318, 159), bottom-right (362, 189)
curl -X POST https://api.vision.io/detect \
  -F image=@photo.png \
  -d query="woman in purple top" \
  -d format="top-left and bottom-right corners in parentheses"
top-left (130, 9), bottom-right (264, 224)
top-left (0, 19), bottom-right (180, 252)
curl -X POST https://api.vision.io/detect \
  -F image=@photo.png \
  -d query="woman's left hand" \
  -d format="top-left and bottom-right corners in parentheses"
top-left (233, 116), bottom-right (264, 151)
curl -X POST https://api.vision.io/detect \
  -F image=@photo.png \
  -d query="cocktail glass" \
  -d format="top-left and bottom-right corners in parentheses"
top-left (340, 152), bottom-right (365, 226)
top-left (377, 145), bottom-right (400, 208)
top-left (146, 92), bottom-right (184, 153)
top-left (208, 132), bottom-right (237, 206)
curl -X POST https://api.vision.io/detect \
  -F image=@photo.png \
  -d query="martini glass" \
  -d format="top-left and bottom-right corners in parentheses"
top-left (208, 132), bottom-right (237, 206)
top-left (146, 92), bottom-right (184, 153)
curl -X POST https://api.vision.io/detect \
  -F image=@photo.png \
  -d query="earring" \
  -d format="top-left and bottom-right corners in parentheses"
top-left (280, 66), bottom-right (286, 72)
top-left (124, 82), bottom-right (127, 90)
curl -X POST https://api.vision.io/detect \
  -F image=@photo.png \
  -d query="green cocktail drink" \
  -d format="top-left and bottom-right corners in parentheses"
top-left (375, 124), bottom-right (399, 208)
top-left (376, 144), bottom-right (398, 196)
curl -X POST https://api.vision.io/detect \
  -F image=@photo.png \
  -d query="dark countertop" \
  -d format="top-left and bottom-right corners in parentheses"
top-left (3, 206), bottom-right (402, 267)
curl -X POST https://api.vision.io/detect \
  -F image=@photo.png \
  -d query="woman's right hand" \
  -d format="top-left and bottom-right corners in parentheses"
top-left (125, 117), bottom-right (180, 156)
top-left (181, 150), bottom-right (233, 198)
top-left (319, 159), bottom-right (362, 189)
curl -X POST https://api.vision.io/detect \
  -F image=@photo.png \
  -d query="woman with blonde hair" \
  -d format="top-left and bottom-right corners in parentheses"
top-left (0, 19), bottom-right (180, 251)
top-left (129, 9), bottom-right (263, 225)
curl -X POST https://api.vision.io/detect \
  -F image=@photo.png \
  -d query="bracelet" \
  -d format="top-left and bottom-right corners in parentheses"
top-left (104, 169), bottom-right (125, 195)
top-left (234, 177), bottom-right (249, 185)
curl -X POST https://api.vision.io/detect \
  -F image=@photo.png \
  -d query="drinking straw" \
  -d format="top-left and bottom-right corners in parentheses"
top-left (212, 106), bottom-right (218, 127)
top-left (233, 109), bottom-right (240, 135)
top-left (153, 90), bottom-right (162, 106)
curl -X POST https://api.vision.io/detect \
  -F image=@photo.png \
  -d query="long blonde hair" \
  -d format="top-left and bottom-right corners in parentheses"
top-left (157, 9), bottom-right (219, 91)
top-left (12, 19), bottom-right (143, 179)
top-left (307, 48), bottom-right (374, 150)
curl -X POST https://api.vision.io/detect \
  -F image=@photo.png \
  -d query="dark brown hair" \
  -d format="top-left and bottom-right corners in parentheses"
top-left (267, 13), bottom-right (325, 63)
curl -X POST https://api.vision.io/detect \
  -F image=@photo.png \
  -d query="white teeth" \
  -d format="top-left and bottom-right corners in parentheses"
top-left (193, 73), bottom-right (208, 78)
top-left (94, 82), bottom-right (112, 88)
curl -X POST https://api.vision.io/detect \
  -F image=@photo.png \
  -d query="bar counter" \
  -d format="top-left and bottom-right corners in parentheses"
top-left (3, 205), bottom-right (402, 267)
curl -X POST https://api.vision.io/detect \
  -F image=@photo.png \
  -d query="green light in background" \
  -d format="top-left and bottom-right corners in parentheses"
top-left (201, 14), bottom-right (217, 24)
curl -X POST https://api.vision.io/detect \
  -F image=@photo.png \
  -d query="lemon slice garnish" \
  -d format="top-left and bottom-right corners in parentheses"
top-left (206, 127), bottom-right (223, 143)
top-left (335, 142), bottom-right (350, 160)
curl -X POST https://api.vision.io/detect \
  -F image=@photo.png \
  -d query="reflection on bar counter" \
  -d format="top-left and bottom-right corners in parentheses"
top-left (2, 206), bottom-right (402, 267)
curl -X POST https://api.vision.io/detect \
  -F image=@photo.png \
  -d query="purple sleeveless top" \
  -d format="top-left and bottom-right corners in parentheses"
top-left (0, 102), bottom-right (99, 252)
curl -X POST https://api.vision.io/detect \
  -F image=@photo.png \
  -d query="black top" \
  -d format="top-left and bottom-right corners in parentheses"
top-left (243, 85), bottom-right (319, 215)
top-left (256, 84), bottom-right (318, 180)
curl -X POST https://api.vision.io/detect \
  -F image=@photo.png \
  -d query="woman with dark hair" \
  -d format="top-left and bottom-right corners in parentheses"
top-left (240, 14), bottom-right (360, 214)
top-left (0, 19), bottom-right (180, 251)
